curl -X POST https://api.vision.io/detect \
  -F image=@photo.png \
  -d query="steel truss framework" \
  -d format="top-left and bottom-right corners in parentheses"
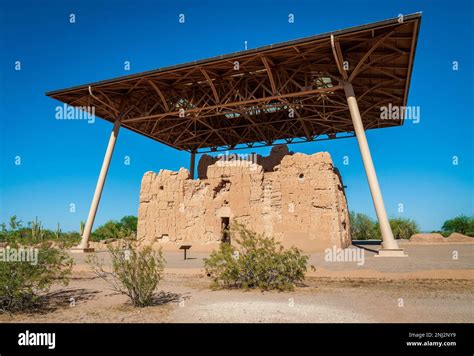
top-left (47, 14), bottom-right (420, 154)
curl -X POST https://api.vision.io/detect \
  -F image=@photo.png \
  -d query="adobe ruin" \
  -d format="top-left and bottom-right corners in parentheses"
top-left (137, 145), bottom-right (351, 252)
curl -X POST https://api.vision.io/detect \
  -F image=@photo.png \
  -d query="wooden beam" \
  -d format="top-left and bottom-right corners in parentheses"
top-left (123, 86), bottom-right (343, 123)
top-left (199, 68), bottom-right (220, 104)
top-left (261, 55), bottom-right (278, 94)
top-left (349, 29), bottom-right (397, 81)
top-left (148, 80), bottom-right (169, 111)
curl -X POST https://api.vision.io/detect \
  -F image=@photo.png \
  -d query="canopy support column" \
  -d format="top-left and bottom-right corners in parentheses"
top-left (343, 80), bottom-right (406, 257)
top-left (190, 151), bottom-right (196, 179)
top-left (72, 119), bottom-right (121, 252)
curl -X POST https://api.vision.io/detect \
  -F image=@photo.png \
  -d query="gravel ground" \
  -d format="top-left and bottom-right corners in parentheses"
top-left (1, 243), bottom-right (472, 323)
top-left (1, 272), bottom-right (472, 323)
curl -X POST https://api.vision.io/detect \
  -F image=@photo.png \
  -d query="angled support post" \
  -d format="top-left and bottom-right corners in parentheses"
top-left (189, 151), bottom-right (196, 179)
top-left (343, 80), bottom-right (406, 257)
top-left (72, 119), bottom-right (121, 253)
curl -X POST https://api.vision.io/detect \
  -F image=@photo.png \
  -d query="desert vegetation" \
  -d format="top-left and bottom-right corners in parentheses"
top-left (0, 244), bottom-right (72, 313)
top-left (349, 212), bottom-right (419, 240)
top-left (349, 212), bottom-right (380, 240)
top-left (0, 216), bottom-right (81, 247)
top-left (440, 215), bottom-right (474, 237)
top-left (204, 222), bottom-right (308, 291)
top-left (90, 216), bottom-right (138, 242)
top-left (0, 215), bottom-right (138, 246)
top-left (349, 212), bottom-right (474, 240)
top-left (88, 240), bottom-right (166, 307)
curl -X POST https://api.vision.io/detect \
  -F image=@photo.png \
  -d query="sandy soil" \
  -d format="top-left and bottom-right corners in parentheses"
top-left (1, 271), bottom-right (472, 323)
top-left (1, 243), bottom-right (472, 323)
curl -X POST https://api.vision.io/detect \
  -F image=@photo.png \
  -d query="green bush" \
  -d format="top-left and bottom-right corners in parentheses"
top-left (350, 212), bottom-right (419, 240)
top-left (386, 218), bottom-right (419, 240)
top-left (88, 242), bottom-right (165, 307)
top-left (442, 215), bottom-right (474, 236)
top-left (204, 222), bottom-right (308, 291)
top-left (0, 245), bottom-right (73, 313)
top-left (349, 212), bottom-right (378, 240)
top-left (91, 216), bottom-right (138, 242)
top-left (119, 216), bottom-right (138, 233)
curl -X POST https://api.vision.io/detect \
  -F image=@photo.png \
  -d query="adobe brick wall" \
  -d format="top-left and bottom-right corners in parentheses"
top-left (137, 145), bottom-right (351, 251)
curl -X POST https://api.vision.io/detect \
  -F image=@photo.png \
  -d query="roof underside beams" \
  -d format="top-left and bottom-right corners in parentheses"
top-left (47, 15), bottom-right (420, 153)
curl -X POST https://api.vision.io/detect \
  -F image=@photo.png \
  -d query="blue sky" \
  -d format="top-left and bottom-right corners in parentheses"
top-left (0, 0), bottom-right (472, 232)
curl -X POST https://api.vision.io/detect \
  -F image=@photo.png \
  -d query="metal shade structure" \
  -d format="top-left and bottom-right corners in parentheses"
top-left (46, 13), bottom-right (421, 255)
top-left (47, 13), bottom-right (420, 153)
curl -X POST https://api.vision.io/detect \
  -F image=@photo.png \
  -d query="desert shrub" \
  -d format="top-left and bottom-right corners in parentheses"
top-left (0, 245), bottom-right (73, 313)
top-left (3, 232), bottom-right (81, 249)
top-left (54, 232), bottom-right (82, 248)
top-left (88, 242), bottom-right (165, 307)
top-left (349, 212), bottom-right (378, 240)
top-left (204, 222), bottom-right (308, 291)
top-left (442, 215), bottom-right (474, 236)
top-left (350, 212), bottom-right (419, 240)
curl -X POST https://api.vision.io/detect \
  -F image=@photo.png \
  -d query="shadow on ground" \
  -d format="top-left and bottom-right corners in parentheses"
top-left (41, 288), bottom-right (100, 312)
top-left (152, 291), bottom-right (188, 306)
top-left (352, 240), bottom-right (381, 254)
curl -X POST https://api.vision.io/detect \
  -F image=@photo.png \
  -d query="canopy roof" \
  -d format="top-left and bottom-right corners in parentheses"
top-left (46, 13), bottom-right (421, 153)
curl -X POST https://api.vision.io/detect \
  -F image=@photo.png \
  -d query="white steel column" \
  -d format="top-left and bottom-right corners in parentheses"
top-left (190, 151), bottom-right (196, 179)
top-left (343, 81), bottom-right (406, 256)
top-left (74, 119), bottom-right (121, 252)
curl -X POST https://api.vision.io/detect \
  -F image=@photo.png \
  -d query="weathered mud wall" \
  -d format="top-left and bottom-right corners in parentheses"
top-left (137, 146), bottom-right (351, 252)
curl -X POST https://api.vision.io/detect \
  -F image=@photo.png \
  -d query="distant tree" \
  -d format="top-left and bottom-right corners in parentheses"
top-left (92, 221), bottom-right (124, 241)
top-left (351, 213), bottom-right (420, 240)
top-left (120, 216), bottom-right (138, 233)
top-left (9, 215), bottom-right (22, 231)
top-left (387, 218), bottom-right (419, 240)
top-left (91, 216), bottom-right (138, 241)
top-left (442, 215), bottom-right (474, 236)
top-left (349, 212), bottom-right (378, 240)
top-left (0, 223), bottom-right (7, 241)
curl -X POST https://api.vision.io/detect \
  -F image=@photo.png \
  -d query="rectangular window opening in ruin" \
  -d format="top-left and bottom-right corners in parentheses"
top-left (221, 217), bottom-right (230, 244)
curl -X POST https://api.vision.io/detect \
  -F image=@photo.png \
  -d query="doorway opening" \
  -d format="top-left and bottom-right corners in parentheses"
top-left (221, 217), bottom-right (230, 243)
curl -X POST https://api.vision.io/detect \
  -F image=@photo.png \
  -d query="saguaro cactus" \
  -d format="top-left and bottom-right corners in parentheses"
top-left (55, 222), bottom-right (62, 239)
top-left (31, 217), bottom-right (42, 239)
top-left (80, 220), bottom-right (85, 235)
